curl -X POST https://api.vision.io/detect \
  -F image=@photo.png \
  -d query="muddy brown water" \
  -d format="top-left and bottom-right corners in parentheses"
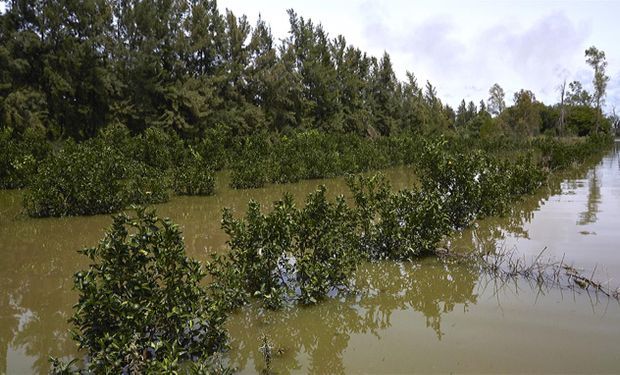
top-left (1, 142), bottom-right (619, 374)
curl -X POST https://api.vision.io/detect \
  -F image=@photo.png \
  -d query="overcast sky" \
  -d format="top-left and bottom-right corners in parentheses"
top-left (219, 0), bottom-right (620, 112)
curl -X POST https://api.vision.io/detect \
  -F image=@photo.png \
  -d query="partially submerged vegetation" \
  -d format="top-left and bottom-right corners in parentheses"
top-left (22, 125), bottom-right (217, 217)
top-left (12, 128), bottom-right (612, 218)
top-left (67, 208), bottom-right (228, 374)
top-left (50, 134), bottom-right (613, 373)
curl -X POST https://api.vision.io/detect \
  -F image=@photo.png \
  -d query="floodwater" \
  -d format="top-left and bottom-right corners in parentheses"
top-left (1, 142), bottom-right (619, 374)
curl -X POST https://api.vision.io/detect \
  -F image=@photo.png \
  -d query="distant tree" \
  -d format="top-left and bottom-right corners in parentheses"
top-left (334, 41), bottom-right (373, 134)
top-left (455, 99), bottom-right (467, 129)
top-left (557, 79), bottom-right (567, 136)
top-left (371, 52), bottom-right (399, 136)
top-left (510, 89), bottom-right (541, 136)
top-left (566, 81), bottom-right (592, 106)
top-left (423, 81), bottom-right (449, 132)
top-left (585, 46), bottom-right (609, 131)
top-left (487, 83), bottom-right (506, 116)
top-left (466, 101), bottom-right (477, 119)
top-left (400, 71), bottom-right (426, 133)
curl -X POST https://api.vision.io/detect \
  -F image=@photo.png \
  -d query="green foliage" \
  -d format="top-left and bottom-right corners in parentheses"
top-left (535, 133), bottom-right (613, 171)
top-left (348, 175), bottom-right (449, 260)
top-left (123, 165), bottom-right (171, 205)
top-left (219, 197), bottom-right (296, 309)
top-left (174, 150), bottom-right (216, 196)
top-left (505, 153), bottom-right (547, 196)
top-left (565, 105), bottom-right (610, 136)
top-left (229, 136), bottom-right (271, 189)
top-left (196, 125), bottom-right (233, 171)
top-left (69, 208), bottom-right (227, 373)
top-left (0, 126), bottom-right (50, 189)
top-left (23, 125), bottom-right (179, 217)
top-left (228, 131), bottom-right (421, 189)
top-left (417, 138), bottom-right (548, 229)
top-left (133, 127), bottom-right (185, 171)
top-left (23, 140), bottom-right (127, 217)
top-left (293, 187), bottom-right (359, 304)
top-left (216, 187), bottom-right (359, 308)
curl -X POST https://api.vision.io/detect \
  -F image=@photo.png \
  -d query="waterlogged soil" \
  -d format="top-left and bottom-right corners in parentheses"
top-left (1, 143), bottom-right (620, 374)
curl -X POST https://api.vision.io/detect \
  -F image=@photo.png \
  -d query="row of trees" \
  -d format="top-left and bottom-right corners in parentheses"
top-left (1, 0), bottom-right (611, 144)
top-left (482, 46), bottom-right (613, 137)
top-left (0, 0), bottom-right (456, 141)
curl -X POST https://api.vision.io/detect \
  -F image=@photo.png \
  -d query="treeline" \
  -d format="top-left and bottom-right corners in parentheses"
top-left (52, 134), bottom-right (611, 373)
top-left (0, 0), bottom-right (452, 140)
top-left (1, 1), bottom-right (610, 143)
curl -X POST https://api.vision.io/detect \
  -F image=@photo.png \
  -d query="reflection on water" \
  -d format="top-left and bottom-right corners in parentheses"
top-left (227, 258), bottom-right (479, 374)
top-left (578, 168), bottom-right (601, 225)
top-left (227, 257), bottom-right (620, 374)
top-left (1, 143), bottom-right (620, 373)
top-left (449, 140), bottom-right (620, 281)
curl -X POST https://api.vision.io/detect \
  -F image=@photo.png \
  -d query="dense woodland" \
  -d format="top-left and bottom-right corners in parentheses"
top-left (0, 0), bottom-right (614, 142)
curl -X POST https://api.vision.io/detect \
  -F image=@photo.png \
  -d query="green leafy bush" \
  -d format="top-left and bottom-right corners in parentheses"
top-left (293, 187), bottom-right (359, 304)
top-left (173, 150), bottom-right (216, 196)
top-left (415, 138), bottom-right (550, 230)
top-left (535, 134), bottom-right (612, 171)
top-left (417, 140), bottom-right (490, 229)
top-left (348, 174), bottom-right (449, 260)
top-left (23, 141), bottom-right (127, 217)
top-left (215, 187), bottom-right (360, 308)
top-left (0, 127), bottom-right (50, 189)
top-left (24, 126), bottom-right (170, 217)
top-left (229, 135), bottom-right (271, 189)
top-left (133, 127), bottom-right (185, 171)
top-left (123, 163), bottom-right (171, 204)
top-left (69, 208), bottom-right (227, 373)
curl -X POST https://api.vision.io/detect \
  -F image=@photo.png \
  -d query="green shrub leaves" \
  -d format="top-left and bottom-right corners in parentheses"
top-left (69, 208), bottom-right (227, 373)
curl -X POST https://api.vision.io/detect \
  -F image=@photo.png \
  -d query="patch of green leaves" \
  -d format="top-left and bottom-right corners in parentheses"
top-left (68, 208), bottom-right (227, 373)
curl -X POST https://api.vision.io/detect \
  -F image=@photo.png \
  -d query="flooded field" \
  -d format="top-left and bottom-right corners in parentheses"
top-left (1, 142), bottom-right (619, 374)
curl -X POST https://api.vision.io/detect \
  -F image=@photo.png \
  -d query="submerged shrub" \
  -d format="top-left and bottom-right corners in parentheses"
top-left (535, 134), bottom-right (613, 171)
top-left (230, 158), bottom-right (269, 189)
top-left (348, 175), bottom-right (450, 260)
top-left (123, 163), bottom-right (172, 204)
top-left (227, 131), bottom-right (424, 189)
top-left (23, 141), bottom-right (127, 217)
top-left (293, 187), bottom-right (360, 304)
top-left (417, 140), bottom-right (490, 229)
top-left (0, 127), bottom-right (50, 189)
top-left (24, 139), bottom-right (173, 217)
top-left (69, 208), bottom-right (227, 373)
top-left (415, 138), bottom-right (548, 230)
top-left (215, 187), bottom-right (360, 309)
top-left (173, 150), bottom-right (216, 196)
top-left (505, 153), bottom-right (547, 197)
top-left (220, 197), bottom-right (295, 309)
top-left (229, 135), bottom-right (270, 189)
top-left (133, 127), bottom-right (185, 171)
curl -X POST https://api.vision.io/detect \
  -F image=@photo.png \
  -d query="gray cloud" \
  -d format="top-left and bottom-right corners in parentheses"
top-left (362, 8), bottom-right (593, 107)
